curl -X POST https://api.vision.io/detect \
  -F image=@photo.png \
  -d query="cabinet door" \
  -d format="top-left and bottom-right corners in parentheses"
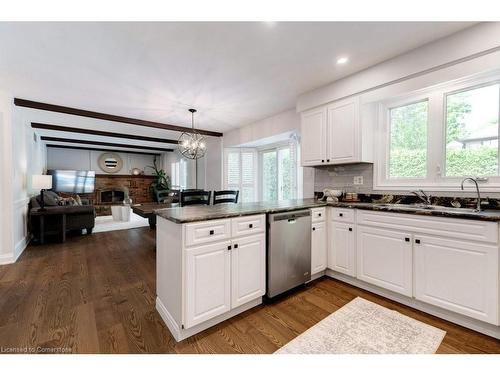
top-left (326, 98), bottom-right (359, 164)
top-left (184, 241), bottom-right (231, 328)
top-left (311, 221), bottom-right (327, 275)
top-left (356, 225), bottom-right (412, 296)
top-left (328, 221), bottom-right (356, 276)
top-left (414, 235), bottom-right (499, 325)
top-left (300, 107), bottom-right (327, 166)
top-left (231, 234), bottom-right (266, 308)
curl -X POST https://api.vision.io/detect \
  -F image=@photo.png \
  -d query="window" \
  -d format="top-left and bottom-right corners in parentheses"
top-left (224, 149), bottom-right (257, 202)
top-left (260, 141), bottom-right (298, 201)
top-left (445, 83), bottom-right (499, 177)
top-left (171, 159), bottom-right (187, 189)
top-left (389, 101), bottom-right (428, 179)
top-left (376, 73), bottom-right (500, 191)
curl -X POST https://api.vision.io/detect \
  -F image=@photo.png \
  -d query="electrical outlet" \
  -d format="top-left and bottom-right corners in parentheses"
top-left (353, 176), bottom-right (363, 185)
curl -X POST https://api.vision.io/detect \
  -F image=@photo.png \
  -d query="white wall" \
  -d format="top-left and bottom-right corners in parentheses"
top-left (46, 147), bottom-right (158, 175)
top-left (0, 91), bottom-right (15, 264)
top-left (0, 98), bottom-right (46, 264)
top-left (297, 23), bottom-right (500, 112)
top-left (11, 107), bottom-right (47, 262)
top-left (224, 109), bottom-right (300, 147)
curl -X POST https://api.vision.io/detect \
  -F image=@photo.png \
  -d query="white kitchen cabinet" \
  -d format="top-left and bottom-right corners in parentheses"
top-left (356, 225), bottom-right (413, 297)
top-left (414, 235), bottom-right (499, 325)
top-left (157, 214), bottom-right (267, 340)
top-left (326, 97), bottom-right (359, 164)
top-left (328, 221), bottom-right (356, 277)
top-left (311, 221), bottom-right (327, 275)
top-left (300, 96), bottom-right (372, 166)
top-left (300, 106), bottom-right (327, 166)
top-left (231, 233), bottom-right (266, 309)
top-left (184, 240), bottom-right (232, 329)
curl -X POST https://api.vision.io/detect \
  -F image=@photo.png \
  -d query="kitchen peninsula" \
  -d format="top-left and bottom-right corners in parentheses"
top-left (155, 198), bottom-right (500, 341)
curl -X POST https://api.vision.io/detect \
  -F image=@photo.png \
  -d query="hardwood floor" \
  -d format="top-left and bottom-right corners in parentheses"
top-left (0, 227), bottom-right (499, 354)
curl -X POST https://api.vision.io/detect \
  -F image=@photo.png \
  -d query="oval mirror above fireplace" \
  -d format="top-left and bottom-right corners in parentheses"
top-left (98, 152), bottom-right (123, 173)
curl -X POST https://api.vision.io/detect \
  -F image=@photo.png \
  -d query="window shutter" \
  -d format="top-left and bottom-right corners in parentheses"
top-left (224, 148), bottom-right (257, 202)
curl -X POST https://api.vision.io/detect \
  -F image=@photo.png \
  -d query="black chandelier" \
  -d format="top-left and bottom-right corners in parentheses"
top-left (177, 108), bottom-right (207, 160)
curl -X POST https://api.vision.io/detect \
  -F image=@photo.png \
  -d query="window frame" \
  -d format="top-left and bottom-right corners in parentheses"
top-left (375, 72), bottom-right (500, 192)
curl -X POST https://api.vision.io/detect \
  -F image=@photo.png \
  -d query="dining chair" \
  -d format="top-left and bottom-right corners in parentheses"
top-left (180, 190), bottom-right (212, 206)
top-left (213, 190), bottom-right (239, 205)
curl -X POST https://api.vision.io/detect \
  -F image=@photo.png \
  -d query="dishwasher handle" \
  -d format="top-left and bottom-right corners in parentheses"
top-left (271, 209), bottom-right (311, 222)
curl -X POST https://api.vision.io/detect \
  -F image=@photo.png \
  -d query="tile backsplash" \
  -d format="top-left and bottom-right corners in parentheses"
top-left (314, 163), bottom-right (374, 194)
top-left (313, 163), bottom-right (500, 199)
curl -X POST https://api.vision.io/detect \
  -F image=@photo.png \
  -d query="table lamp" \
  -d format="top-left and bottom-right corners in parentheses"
top-left (32, 175), bottom-right (53, 211)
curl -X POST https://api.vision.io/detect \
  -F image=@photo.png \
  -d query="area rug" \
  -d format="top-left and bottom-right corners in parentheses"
top-left (275, 297), bottom-right (446, 354)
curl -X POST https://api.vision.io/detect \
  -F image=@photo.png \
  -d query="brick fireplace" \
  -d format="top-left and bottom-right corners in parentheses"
top-left (79, 174), bottom-right (156, 216)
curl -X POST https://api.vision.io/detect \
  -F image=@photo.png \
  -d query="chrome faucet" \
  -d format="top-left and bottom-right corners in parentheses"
top-left (461, 178), bottom-right (481, 212)
top-left (411, 189), bottom-right (431, 205)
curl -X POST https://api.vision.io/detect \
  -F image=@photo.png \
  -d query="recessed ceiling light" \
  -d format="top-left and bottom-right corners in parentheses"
top-left (336, 57), bottom-right (349, 65)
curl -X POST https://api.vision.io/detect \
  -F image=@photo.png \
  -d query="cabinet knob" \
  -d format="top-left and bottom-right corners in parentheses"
top-left (249, 223), bottom-right (253, 228)
top-left (321, 159), bottom-right (325, 163)
top-left (227, 245), bottom-right (232, 250)
top-left (234, 244), bottom-right (238, 249)
top-left (348, 227), bottom-right (352, 232)
top-left (405, 237), bottom-right (410, 242)
top-left (415, 239), bottom-right (421, 244)
top-left (209, 230), bottom-right (214, 235)
top-left (312, 227), bottom-right (316, 231)
top-left (339, 213), bottom-right (343, 217)
top-left (327, 159), bottom-right (330, 162)
top-left (318, 213), bottom-right (322, 217)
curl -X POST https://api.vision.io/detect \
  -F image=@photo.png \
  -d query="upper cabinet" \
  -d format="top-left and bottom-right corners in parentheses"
top-left (300, 96), bottom-right (373, 166)
top-left (300, 106), bottom-right (327, 166)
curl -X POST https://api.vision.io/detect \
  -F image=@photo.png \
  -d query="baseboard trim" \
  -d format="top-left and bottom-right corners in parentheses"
top-left (156, 296), bottom-right (262, 342)
top-left (325, 269), bottom-right (500, 339)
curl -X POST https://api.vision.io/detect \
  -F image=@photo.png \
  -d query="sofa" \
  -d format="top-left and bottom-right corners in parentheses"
top-left (29, 191), bottom-right (96, 242)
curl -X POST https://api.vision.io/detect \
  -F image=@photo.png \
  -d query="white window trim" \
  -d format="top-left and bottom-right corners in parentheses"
top-left (374, 71), bottom-right (500, 192)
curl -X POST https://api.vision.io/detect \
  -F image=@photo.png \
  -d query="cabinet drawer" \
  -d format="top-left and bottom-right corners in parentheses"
top-left (330, 208), bottom-right (355, 223)
top-left (184, 219), bottom-right (231, 247)
top-left (231, 214), bottom-right (265, 237)
top-left (311, 207), bottom-right (326, 222)
top-left (357, 210), bottom-right (498, 244)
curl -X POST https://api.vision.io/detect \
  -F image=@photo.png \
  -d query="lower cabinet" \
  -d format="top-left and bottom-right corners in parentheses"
top-left (184, 240), bottom-right (232, 329)
top-left (328, 221), bottom-right (356, 276)
top-left (184, 233), bottom-right (266, 329)
top-left (311, 221), bottom-right (327, 275)
top-left (414, 235), bottom-right (499, 325)
top-left (231, 234), bottom-right (266, 308)
top-left (356, 225), bottom-right (413, 297)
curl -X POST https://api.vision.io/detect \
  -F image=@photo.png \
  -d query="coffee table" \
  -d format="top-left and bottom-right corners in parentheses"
top-left (131, 203), bottom-right (177, 229)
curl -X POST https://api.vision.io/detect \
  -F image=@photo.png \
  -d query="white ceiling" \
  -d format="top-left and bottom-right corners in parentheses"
top-left (0, 22), bottom-right (474, 135)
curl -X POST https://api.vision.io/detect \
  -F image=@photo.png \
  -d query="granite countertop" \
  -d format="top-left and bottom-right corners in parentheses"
top-left (154, 198), bottom-right (500, 223)
top-left (154, 199), bottom-right (327, 223)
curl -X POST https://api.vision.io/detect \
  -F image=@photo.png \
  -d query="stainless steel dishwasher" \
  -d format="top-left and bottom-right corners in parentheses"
top-left (267, 209), bottom-right (311, 298)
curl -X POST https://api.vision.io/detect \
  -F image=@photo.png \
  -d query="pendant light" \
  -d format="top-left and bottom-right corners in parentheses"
top-left (177, 108), bottom-right (207, 160)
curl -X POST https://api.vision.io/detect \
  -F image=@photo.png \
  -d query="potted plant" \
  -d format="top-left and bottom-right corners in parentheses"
top-left (147, 157), bottom-right (170, 202)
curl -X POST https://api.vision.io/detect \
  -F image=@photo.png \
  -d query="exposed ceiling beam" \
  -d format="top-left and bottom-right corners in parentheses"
top-left (15, 98), bottom-right (223, 137)
top-left (32, 122), bottom-right (179, 144)
top-left (40, 136), bottom-right (174, 152)
top-left (46, 144), bottom-right (162, 156)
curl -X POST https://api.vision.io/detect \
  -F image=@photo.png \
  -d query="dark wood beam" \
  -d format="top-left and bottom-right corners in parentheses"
top-left (41, 136), bottom-right (174, 152)
top-left (15, 98), bottom-right (223, 137)
top-left (46, 144), bottom-right (162, 156)
top-left (32, 122), bottom-right (179, 144)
